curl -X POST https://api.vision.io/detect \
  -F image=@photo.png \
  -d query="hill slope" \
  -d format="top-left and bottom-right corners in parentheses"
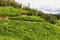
top-left (0, 6), bottom-right (60, 40)
top-left (0, 19), bottom-right (60, 40)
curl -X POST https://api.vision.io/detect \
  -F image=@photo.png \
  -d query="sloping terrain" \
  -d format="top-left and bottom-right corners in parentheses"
top-left (0, 6), bottom-right (60, 40)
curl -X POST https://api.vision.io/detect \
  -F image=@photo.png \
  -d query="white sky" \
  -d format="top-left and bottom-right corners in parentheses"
top-left (15, 0), bottom-right (60, 14)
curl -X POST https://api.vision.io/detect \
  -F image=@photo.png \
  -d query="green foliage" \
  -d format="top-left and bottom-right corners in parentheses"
top-left (9, 16), bottom-right (45, 22)
top-left (55, 20), bottom-right (60, 26)
top-left (23, 6), bottom-right (39, 16)
top-left (0, 6), bottom-right (28, 16)
top-left (39, 14), bottom-right (57, 24)
top-left (0, 19), bottom-right (60, 40)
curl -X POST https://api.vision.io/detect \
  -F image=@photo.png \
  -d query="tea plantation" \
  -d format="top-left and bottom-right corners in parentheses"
top-left (0, 6), bottom-right (60, 40)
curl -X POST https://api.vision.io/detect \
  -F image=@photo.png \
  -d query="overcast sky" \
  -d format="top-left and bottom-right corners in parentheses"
top-left (15, 0), bottom-right (60, 14)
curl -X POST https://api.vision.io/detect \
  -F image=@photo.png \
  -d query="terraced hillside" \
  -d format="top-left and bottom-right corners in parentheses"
top-left (0, 6), bottom-right (60, 40)
top-left (0, 6), bottom-right (28, 16)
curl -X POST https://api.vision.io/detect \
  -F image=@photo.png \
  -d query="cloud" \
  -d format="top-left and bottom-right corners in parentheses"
top-left (15, 0), bottom-right (60, 14)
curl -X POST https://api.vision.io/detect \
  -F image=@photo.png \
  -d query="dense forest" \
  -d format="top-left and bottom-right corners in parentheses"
top-left (0, 0), bottom-right (60, 40)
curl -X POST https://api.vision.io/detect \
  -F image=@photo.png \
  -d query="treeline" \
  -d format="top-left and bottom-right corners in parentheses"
top-left (22, 7), bottom-right (58, 24)
top-left (0, 0), bottom-right (22, 8)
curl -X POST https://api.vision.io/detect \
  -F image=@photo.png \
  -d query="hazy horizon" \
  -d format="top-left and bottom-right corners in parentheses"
top-left (15, 0), bottom-right (60, 14)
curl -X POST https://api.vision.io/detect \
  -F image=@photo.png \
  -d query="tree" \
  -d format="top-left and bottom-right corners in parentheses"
top-left (41, 14), bottom-right (57, 24)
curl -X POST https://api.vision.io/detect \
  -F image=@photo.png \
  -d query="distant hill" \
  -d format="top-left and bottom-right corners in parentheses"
top-left (55, 13), bottom-right (60, 16)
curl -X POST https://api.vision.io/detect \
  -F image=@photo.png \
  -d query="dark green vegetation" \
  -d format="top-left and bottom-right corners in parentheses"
top-left (0, 0), bottom-right (22, 8)
top-left (9, 16), bottom-right (45, 22)
top-left (0, 0), bottom-right (60, 40)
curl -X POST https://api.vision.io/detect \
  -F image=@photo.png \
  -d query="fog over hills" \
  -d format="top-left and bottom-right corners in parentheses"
top-left (15, 0), bottom-right (60, 14)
